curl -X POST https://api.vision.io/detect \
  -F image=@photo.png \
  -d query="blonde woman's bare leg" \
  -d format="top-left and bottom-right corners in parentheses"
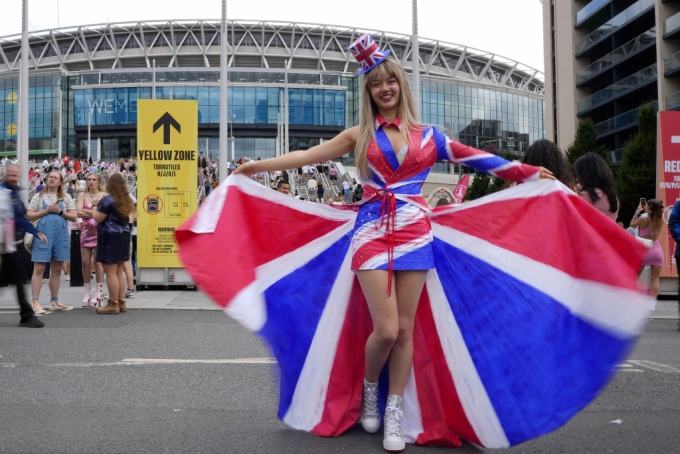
top-left (388, 270), bottom-right (428, 396)
top-left (356, 270), bottom-right (398, 383)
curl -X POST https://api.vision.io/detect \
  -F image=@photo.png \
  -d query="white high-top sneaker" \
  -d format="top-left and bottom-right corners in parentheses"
top-left (82, 283), bottom-right (91, 307)
top-left (383, 394), bottom-right (405, 452)
top-left (360, 378), bottom-right (380, 433)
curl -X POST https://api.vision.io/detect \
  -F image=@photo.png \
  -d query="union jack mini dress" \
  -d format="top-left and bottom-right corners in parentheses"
top-left (351, 115), bottom-right (541, 272)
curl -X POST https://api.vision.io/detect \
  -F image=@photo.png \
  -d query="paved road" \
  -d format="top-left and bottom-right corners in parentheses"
top-left (0, 311), bottom-right (678, 454)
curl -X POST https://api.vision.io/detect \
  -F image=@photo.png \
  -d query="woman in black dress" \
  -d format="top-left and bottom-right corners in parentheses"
top-left (91, 173), bottom-right (135, 314)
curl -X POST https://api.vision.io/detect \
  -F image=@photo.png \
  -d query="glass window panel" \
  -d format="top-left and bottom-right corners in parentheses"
top-left (268, 87), bottom-right (280, 105)
top-left (185, 86), bottom-right (198, 100)
top-left (335, 109), bottom-right (344, 127)
top-left (335, 91), bottom-right (345, 109)
top-left (324, 107), bottom-right (334, 125)
top-left (268, 106), bottom-right (279, 123)
top-left (290, 106), bottom-right (301, 124)
top-left (290, 89), bottom-right (301, 107)
top-left (256, 87), bottom-right (268, 106)
top-left (209, 106), bottom-right (220, 123)
top-left (244, 87), bottom-right (256, 106)
top-left (245, 105), bottom-right (256, 123)
top-left (209, 86), bottom-right (220, 105)
top-left (198, 87), bottom-right (210, 105)
top-left (140, 87), bottom-right (152, 99)
top-left (232, 86), bottom-right (244, 105)
top-left (198, 105), bottom-right (209, 123)
top-left (163, 86), bottom-right (173, 99)
top-left (256, 106), bottom-right (267, 124)
top-left (302, 107), bottom-right (313, 124)
top-left (302, 89), bottom-right (313, 108)
top-left (234, 105), bottom-right (245, 122)
top-left (173, 86), bottom-right (185, 100)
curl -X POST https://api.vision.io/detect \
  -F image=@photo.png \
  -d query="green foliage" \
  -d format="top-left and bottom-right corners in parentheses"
top-left (616, 103), bottom-right (657, 226)
top-left (565, 118), bottom-right (610, 165)
top-left (465, 173), bottom-right (490, 201)
top-left (486, 177), bottom-right (506, 195)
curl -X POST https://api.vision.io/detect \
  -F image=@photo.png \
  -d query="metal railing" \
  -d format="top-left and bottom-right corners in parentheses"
top-left (593, 101), bottom-right (657, 136)
top-left (665, 11), bottom-right (680, 35)
top-left (576, 0), bottom-right (613, 25)
top-left (666, 90), bottom-right (680, 111)
top-left (664, 50), bottom-right (680, 74)
top-left (611, 148), bottom-right (625, 166)
top-left (577, 28), bottom-right (655, 83)
top-left (577, 63), bottom-right (657, 113)
top-left (575, 0), bottom-right (654, 54)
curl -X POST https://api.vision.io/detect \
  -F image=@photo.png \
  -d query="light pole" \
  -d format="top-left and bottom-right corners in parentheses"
top-left (228, 114), bottom-right (236, 162)
top-left (284, 59), bottom-right (289, 155)
top-left (412, 0), bottom-right (420, 119)
top-left (18, 0), bottom-right (29, 204)
top-left (87, 110), bottom-right (91, 161)
top-left (219, 0), bottom-right (229, 182)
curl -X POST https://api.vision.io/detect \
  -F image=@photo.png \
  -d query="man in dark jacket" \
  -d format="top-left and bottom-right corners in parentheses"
top-left (1, 164), bottom-right (48, 328)
top-left (666, 198), bottom-right (680, 330)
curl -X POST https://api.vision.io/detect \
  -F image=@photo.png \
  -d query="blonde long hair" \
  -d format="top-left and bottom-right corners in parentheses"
top-left (355, 57), bottom-right (421, 179)
top-left (85, 172), bottom-right (105, 193)
top-left (41, 170), bottom-right (65, 199)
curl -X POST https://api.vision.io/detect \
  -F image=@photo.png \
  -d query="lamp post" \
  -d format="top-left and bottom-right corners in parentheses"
top-left (18, 0), bottom-right (29, 204)
top-left (412, 0), bottom-right (420, 119)
top-left (228, 114), bottom-right (236, 162)
top-left (219, 0), bottom-right (229, 182)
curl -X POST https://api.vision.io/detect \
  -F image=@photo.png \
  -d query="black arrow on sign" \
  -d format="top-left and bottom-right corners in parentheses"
top-left (153, 112), bottom-right (181, 144)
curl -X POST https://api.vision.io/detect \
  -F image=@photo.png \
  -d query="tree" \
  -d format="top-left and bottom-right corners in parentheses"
top-left (486, 177), bottom-right (506, 195)
top-left (616, 103), bottom-right (657, 226)
top-left (465, 173), bottom-right (490, 201)
top-left (565, 118), bottom-right (610, 166)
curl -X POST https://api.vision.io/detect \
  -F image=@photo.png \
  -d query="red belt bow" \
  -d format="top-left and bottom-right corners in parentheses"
top-left (376, 190), bottom-right (398, 296)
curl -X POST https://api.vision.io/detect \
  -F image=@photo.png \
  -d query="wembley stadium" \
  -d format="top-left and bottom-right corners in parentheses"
top-left (0, 20), bottom-right (545, 174)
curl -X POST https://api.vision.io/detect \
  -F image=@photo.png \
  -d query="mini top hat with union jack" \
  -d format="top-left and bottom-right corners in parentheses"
top-left (349, 34), bottom-right (391, 75)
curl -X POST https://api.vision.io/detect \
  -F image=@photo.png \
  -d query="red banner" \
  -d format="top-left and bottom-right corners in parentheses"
top-left (453, 175), bottom-right (471, 203)
top-left (656, 111), bottom-right (680, 277)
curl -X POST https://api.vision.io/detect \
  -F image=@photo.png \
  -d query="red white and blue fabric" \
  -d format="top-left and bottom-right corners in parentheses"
top-left (176, 173), bottom-right (653, 448)
top-left (350, 116), bottom-right (540, 296)
top-left (349, 34), bottom-right (392, 75)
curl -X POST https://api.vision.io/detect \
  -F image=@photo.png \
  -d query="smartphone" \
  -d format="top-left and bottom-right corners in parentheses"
top-left (640, 198), bottom-right (646, 207)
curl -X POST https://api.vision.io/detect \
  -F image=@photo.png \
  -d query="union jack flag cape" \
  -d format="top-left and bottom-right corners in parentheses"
top-left (176, 175), bottom-right (653, 448)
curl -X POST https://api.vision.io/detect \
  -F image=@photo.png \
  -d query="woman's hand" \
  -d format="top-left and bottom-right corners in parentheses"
top-left (636, 202), bottom-right (644, 213)
top-left (538, 167), bottom-right (555, 180)
top-left (233, 161), bottom-right (258, 177)
top-left (47, 203), bottom-right (61, 213)
top-left (37, 232), bottom-right (48, 244)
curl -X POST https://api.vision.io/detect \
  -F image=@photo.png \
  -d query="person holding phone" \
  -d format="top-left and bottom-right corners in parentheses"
top-left (27, 170), bottom-right (78, 313)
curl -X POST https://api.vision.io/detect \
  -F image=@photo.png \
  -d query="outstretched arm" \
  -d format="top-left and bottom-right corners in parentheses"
top-left (234, 127), bottom-right (359, 176)
top-left (431, 128), bottom-right (553, 183)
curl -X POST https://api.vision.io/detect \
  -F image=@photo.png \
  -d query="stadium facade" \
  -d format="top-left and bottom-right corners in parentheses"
top-left (0, 20), bottom-right (545, 173)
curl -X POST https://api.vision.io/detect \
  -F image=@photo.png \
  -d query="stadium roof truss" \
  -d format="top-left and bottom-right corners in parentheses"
top-left (0, 20), bottom-right (544, 95)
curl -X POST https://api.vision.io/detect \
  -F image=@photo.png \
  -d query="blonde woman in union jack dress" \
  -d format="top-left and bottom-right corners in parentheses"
top-left (234, 34), bottom-right (554, 452)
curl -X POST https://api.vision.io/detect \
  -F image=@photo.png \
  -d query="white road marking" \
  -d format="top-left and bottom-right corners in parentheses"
top-left (629, 360), bottom-right (680, 373)
top-left (616, 363), bottom-right (633, 368)
top-left (0, 358), bottom-right (277, 368)
top-left (44, 358), bottom-right (277, 367)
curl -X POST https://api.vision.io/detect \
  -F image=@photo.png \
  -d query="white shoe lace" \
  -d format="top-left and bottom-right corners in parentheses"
top-left (362, 384), bottom-right (379, 419)
top-left (384, 402), bottom-right (404, 438)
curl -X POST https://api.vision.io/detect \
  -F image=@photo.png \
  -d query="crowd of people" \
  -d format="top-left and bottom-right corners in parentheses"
top-left (1, 159), bottom-right (136, 328)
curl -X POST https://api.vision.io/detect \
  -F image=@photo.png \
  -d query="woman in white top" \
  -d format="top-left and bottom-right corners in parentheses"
top-left (27, 170), bottom-right (78, 313)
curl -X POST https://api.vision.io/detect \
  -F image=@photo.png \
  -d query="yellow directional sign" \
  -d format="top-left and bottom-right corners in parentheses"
top-left (137, 100), bottom-right (198, 268)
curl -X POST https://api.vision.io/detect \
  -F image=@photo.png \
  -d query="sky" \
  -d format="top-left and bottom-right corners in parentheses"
top-left (1, 0), bottom-right (545, 73)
